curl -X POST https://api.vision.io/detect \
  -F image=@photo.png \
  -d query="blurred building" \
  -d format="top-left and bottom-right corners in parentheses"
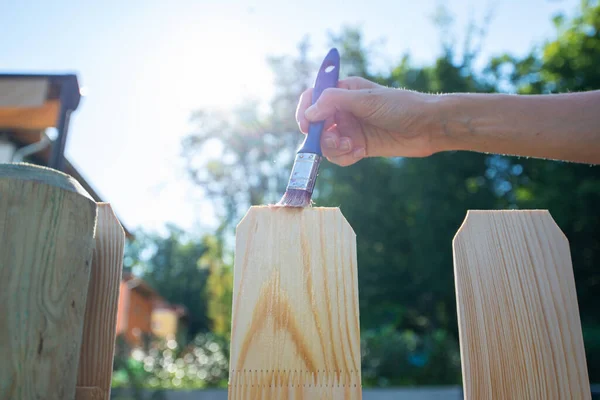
top-left (152, 303), bottom-right (189, 345)
top-left (116, 273), bottom-right (188, 347)
top-left (116, 273), bottom-right (160, 347)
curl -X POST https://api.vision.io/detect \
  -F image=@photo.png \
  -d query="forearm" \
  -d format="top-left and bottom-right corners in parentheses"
top-left (432, 91), bottom-right (600, 164)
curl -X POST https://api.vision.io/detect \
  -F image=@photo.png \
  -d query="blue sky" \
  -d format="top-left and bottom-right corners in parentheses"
top-left (1, 0), bottom-right (577, 233)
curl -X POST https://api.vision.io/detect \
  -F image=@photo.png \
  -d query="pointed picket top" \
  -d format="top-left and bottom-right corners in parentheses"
top-left (453, 210), bottom-right (589, 399)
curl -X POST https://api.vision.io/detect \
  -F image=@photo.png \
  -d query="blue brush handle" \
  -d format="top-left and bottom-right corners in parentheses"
top-left (298, 48), bottom-right (340, 155)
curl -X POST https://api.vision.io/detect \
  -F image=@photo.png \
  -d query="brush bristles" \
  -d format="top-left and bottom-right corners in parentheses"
top-left (276, 189), bottom-right (313, 208)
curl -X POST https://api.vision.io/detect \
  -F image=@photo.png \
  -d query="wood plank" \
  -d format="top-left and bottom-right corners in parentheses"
top-left (0, 163), bottom-right (97, 400)
top-left (228, 206), bottom-right (362, 399)
top-left (74, 386), bottom-right (104, 400)
top-left (453, 210), bottom-right (590, 399)
top-left (76, 203), bottom-right (125, 400)
top-left (0, 99), bottom-right (60, 130)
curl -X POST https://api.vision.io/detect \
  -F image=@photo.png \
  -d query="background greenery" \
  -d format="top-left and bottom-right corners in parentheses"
top-left (116, 1), bottom-right (600, 389)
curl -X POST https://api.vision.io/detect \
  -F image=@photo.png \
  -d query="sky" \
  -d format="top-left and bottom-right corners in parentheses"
top-left (1, 0), bottom-right (578, 234)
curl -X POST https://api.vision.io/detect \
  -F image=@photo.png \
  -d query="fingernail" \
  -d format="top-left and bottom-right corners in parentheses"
top-left (324, 136), bottom-right (337, 149)
top-left (340, 138), bottom-right (351, 152)
top-left (353, 148), bottom-right (366, 159)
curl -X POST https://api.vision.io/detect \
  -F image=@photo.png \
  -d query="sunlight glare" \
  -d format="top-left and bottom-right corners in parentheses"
top-left (155, 20), bottom-right (275, 111)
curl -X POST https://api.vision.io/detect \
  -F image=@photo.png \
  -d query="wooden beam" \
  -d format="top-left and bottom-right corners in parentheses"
top-left (0, 99), bottom-right (61, 130)
top-left (0, 78), bottom-right (48, 107)
top-left (76, 203), bottom-right (125, 400)
top-left (73, 387), bottom-right (104, 400)
top-left (0, 163), bottom-right (97, 400)
top-left (453, 210), bottom-right (590, 399)
top-left (229, 206), bottom-right (361, 399)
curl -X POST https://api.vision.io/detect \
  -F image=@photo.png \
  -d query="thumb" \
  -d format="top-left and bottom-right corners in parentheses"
top-left (305, 88), bottom-right (371, 121)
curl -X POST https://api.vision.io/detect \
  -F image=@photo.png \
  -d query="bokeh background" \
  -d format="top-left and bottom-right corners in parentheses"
top-left (3, 0), bottom-right (599, 394)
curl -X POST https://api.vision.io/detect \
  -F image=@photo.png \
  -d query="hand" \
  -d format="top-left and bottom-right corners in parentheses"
top-left (296, 76), bottom-right (440, 166)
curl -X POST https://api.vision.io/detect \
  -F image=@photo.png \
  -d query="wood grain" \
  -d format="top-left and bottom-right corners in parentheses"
top-left (74, 386), bottom-right (104, 400)
top-left (0, 163), bottom-right (97, 400)
top-left (76, 203), bottom-right (125, 400)
top-left (453, 210), bottom-right (590, 399)
top-left (228, 206), bottom-right (361, 399)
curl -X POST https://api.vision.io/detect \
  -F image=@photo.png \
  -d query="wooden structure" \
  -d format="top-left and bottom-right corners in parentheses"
top-left (116, 274), bottom-right (161, 347)
top-left (115, 274), bottom-right (188, 347)
top-left (151, 303), bottom-right (188, 343)
top-left (0, 163), bottom-right (125, 400)
top-left (76, 204), bottom-right (125, 400)
top-left (229, 206), bottom-right (362, 399)
top-left (0, 164), bottom-right (96, 399)
top-left (229, 207), bottom-right (592, 399)
top-left (0, 73), bottom-right (132, 238)
top-left (0, 74), bottom-right (80, 171)
top-left (453, 210), bottom-right (591, 399)
top-left (0, 162), bottom-right (592, 399)
top-left (0, 76), bottom-right (64, 131)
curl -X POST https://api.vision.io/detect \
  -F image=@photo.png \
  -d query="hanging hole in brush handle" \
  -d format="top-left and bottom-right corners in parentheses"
top-left (298, 48), bottom-right (340, 156)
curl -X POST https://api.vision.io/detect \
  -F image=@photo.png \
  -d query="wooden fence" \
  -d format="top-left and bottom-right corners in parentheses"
top-left (0, 164), bottom-right (593, 399)
top-left (0, 163), bottom-right (125, 400)
top-left (230, 206), bottom-right (592, 399)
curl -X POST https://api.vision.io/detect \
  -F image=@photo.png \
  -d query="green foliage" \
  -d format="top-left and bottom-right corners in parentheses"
top-left (488, 1), bottom-right (600, 93)
top-left (165, 2), bottom-right (600, 387)
top-left (125, 226), bottom-right (233, 340)
top-left (180, 26), bottom-right (498, 384)
top-left (361, 326), bottom-right (461, 386)
top-left (201, 236), bottom-right (234, 338)
top-left (180, 43), bottom-right (315, 230)
top-left (112, 333), bottom-right (229, 390)
top-left (319, 153), bottom-right (504, 338)
top-left (116, 228), bottom-right (233, 393)
top-left (126, 226), bottom-right (209, 338)
top-left (329, 26), bottom-right (375, 79)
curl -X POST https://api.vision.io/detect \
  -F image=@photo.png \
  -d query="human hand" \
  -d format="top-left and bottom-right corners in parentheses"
top-left (296, 76), bottom-right (440, 166)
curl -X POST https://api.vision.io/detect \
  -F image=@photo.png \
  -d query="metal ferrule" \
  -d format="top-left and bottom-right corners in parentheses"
top-left (286, 153), bottom-right (322, 193)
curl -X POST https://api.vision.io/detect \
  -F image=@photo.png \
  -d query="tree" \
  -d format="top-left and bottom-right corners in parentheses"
top-left (126, 225), bottom-right (213, 339)
top-left (181, 24), bottom-right (495, 384)
top-left (200, 235), bottom-right (234, 338)
top-left (181, 3), bottom-right (600, 385)
top-left (181, 41), bottom-right (315, 232)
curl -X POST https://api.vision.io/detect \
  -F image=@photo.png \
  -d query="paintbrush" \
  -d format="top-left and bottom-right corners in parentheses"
top-left (277, 48), bottom-right (340, 207)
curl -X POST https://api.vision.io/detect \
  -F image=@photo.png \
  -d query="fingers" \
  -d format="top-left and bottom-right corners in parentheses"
top-left (321, 127), bottom-right (367, 167)
top-left (295, 77), bottom-right (371, 167)
top-left (305, 87), bottom-right (379, 122)
top-left (296, 77), bottom-right (380, 133)
top-left (326, 146), bottom-right (367, 167)
top-left (297, 89), bottom-right (336, 133)
top-left (321, 127), bottom-right (353, 158)
top-left (339, 76), bottom-right (381, 90)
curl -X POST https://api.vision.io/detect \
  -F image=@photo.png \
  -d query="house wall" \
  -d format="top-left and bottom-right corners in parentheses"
top-left (151, 309), bottom-right (178, 339)
top-left (115, 282), bottom-right (130, 336)
top-left (125, 289), bottom-right (154, 346)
